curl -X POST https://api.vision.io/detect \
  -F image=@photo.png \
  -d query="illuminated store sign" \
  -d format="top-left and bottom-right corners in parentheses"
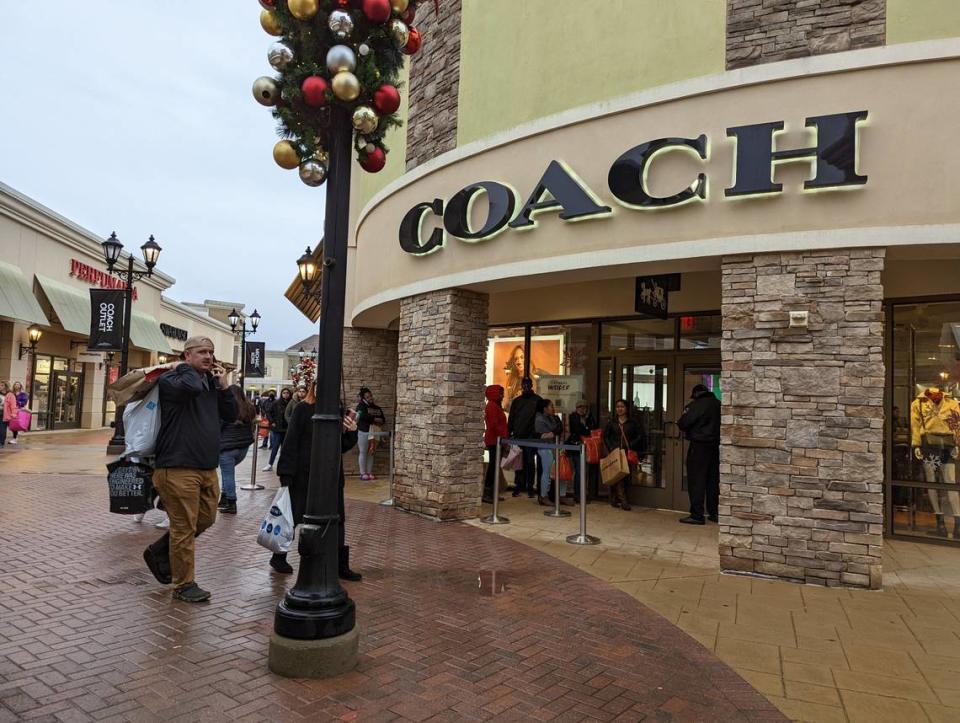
top-left (399, 110), bottom-right (868, 256)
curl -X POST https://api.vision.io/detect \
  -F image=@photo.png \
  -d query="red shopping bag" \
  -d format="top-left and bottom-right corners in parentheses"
top-left (552, 451), bottom-right (574, 483)
top-left (581, 430), bottom-right (602, 465)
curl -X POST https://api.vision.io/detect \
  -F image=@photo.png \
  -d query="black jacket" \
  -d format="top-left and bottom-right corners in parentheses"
top-left (268, 397), bottom-right (290, 433)
top-left (277, 402), bottom-right (358, 526)
top-left (356, 399), bottom-right (386, 433)
top-left (566, 412), bottom-right (597, 445)
top-left (507, 391), bottom-right (540, 439)
top-left (603, 417), bottom-right (645, 456)
top-left (220, 418), bottom-right (255, 452)
top-left (155, 364), bottom-right (238, 470)
top-left (678, 389), bottom-right (721, 444)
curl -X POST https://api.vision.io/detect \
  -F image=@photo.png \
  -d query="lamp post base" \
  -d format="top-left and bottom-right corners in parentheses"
top-left (268, 624), bottom-right (359, 679)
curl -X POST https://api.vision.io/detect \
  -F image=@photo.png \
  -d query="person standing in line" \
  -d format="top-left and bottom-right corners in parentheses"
top-left (262, 387), bottom-right (292, 472)
top-left (271, 383), bottom-right (361, 580)
top-left (507, 377), bottom-right (541, 498)
top-left (0, 382), bottom-right (15, 448)
top-left (602, 399), bottom-right (644, 512)
top-left (217, 385), bottom-right (257, 515)
top-left (567, 400), bottom-right (598, 502)
top-left (534, 398), bottom-right (568, 506)
top-left (356, 387), bottom-right (386, 481)
top-left (258, 390), bottom-right (276, 448)
top-left (677, 383), bottom-right (721, 525)
top-left (483, 385), bottom-right (508, 504)
top-left (142, 337), bottom-right (237, 603)
top-left (284, 385), bottom-right (307, 428)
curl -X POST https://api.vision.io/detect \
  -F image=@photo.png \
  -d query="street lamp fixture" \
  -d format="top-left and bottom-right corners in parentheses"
top-left (18, 326), bottom-right (43, 360)
top-left (228, 306), bottom-right (263, 489)
top-left (298, 346), bottom-right (305, 360)
top-left (227, 308), bottom-right (241, 331)
top-left (297, 246), bottom-right (320, 292)
top-left (101, 232), bottom-right (163, 454)
top-left (250, 309), bottom-right (261, 332)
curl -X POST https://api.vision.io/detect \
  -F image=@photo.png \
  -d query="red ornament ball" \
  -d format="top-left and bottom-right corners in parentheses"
top-left (362, 0), bottom-right (391, 23)
top-left (301, 76), bottom-right (329, 107)
top-left (400, 5), bottom-right (416, 24)
top-left (259, 0), bottom-right (276, 8)
top-left (335, 0), bottom-right (351, 5)
top-left (403, 26), bottom-right (422, 55)
top-left (360, 147), bottom-right (386, 173)
top-left (372, 84), bottom-right (401, 115)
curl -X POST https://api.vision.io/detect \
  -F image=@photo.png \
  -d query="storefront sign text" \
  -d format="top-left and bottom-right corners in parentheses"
top-left (70, 259), bottom-right (139, 300)
top-left (160, 323), bottom-right (188, 342)
top-left (399, 110), bottom-right (868, 256)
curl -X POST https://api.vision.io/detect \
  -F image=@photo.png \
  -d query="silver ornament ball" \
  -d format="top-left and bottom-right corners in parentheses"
top-left (390, 19), bottom-right (409, 48)
top-left (267, 43), bottom-right (294, 71)
top-left (328, 9), bottom-right (355, 39)
top-left (252, 76), bottom-right (279, 106)
top-left (364, 142), bottom-right (376, 153)
top-left (299, 160), bottom-right (328, 187)
top-left (359, 43), bottom-right (371, 56)
top-left (326, 44), bottom-right (357, 74)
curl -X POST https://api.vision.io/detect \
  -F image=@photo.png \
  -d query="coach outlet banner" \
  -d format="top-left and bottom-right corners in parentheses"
top-left (245, 342), bottom-right (266, 378)
top-left (88, 289), bottom-right (125, 351)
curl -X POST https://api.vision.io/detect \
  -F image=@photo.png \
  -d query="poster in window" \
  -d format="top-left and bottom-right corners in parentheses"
top-left (486, 335), bottom-right (564, 410)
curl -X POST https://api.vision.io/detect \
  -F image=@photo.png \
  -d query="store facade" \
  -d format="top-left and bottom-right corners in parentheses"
top-left (0, 183), bottom-right (236, 432)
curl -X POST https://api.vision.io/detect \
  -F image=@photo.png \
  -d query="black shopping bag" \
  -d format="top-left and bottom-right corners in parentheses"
top-left (106, 459), bottom-right (154, 514)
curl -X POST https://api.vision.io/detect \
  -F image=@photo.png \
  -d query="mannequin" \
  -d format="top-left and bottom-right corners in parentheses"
top-left (911, 387), bottom-right (960, 537)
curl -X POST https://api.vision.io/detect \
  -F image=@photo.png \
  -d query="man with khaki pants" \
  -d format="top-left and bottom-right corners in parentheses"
top-left (143, 336), bottom-right (237, 602)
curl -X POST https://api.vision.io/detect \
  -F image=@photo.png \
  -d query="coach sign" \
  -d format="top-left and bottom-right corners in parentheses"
top-left (88, 289), bottom-right (124, 351)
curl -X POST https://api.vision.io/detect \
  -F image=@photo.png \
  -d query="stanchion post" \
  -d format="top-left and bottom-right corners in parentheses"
top-left (567, 442), bottom-right (600, 545)
top-left (544, 438), bottom-right (571, 519)
top-left (379, 430), bottom-right (395, 507)
top-left (241, 417), bottom-right (265, 491)
top-left (482, 437), bottom-right (509, 525)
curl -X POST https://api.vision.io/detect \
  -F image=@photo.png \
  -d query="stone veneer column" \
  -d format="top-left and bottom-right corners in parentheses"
top-left (341, 327), bottom-right (398, 477)
top-left (720, 249), bottom-right (885, 589)
top-left (395, 289), bottom-right (488, 520)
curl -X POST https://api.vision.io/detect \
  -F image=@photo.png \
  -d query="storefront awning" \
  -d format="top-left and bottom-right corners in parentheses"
top-left (130, 312), bottom-right (173, 354)
top-left (284, 243), bottom-right (322, 323)
top-left (0, 261), bottom-right (48, 326)
top-left (35, 274), bottom-right (90, 334)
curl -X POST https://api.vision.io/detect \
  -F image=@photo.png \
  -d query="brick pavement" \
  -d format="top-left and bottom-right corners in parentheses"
top-left (0, 451), bottom-right (783, 721)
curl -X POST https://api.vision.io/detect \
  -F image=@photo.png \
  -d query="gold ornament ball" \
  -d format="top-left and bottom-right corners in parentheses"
top-left (352, 106), bottom-right (379, 134)
top-left (390, 0), bottom-right (410, 13)
top-left (260, 9), bottom-right (282, 36)
top-left (288, 0), bottom-right (320, 21)
top-left (332, 71), bottom-right (361, 101)
top-left (273, 140), bottom-right (300, 169)
top-left (314, 149), bottom-right (329, 165)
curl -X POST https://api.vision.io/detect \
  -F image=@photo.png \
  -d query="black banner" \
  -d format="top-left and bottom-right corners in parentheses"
top-left (634, 274), bottom-right (680, 320)
top-left (89, 289), bottom-right (125, 351)
top-left (245, 342), bottom-right (266, 378)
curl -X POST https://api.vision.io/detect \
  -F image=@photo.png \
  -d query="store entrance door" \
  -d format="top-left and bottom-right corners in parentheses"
top-left (51, 371), bottom-right (83, 430)
top-left (614, 353), bottom-right (721, 511)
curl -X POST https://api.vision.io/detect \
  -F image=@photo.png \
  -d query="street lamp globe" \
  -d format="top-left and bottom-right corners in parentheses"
top-left (227, 308), bottom-right (241, 331)
top-left (102, 232), bottom-right (124, 269)
top-left (28, 326), bottom-right (43, 344)
top-left (297, 247), bottom-right (319, 289)
top-left (250, 309), bottom-right (261, 331)
top-left (141, 235), bottom-right (162, 271)
top-left (298, 347), bottom-right (305, 360)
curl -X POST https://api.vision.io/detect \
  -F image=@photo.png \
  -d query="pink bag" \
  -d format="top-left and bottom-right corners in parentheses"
top-left (9, 409), bottom-right (31, 433)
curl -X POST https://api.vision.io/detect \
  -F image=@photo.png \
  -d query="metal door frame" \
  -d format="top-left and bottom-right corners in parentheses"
top-left (50, 370), bottom-right (83, 430)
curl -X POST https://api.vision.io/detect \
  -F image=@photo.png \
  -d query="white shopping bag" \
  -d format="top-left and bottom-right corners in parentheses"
top-left (123, 386), bottom-right (161, 458)
top-left (257, 487), bottom-right (295, 554)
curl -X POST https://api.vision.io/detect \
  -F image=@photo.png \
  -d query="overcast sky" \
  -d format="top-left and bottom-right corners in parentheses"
top-left (0, 3), bottom-right (323, 350)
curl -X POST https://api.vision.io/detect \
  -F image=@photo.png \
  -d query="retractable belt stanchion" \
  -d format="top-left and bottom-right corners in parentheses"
top-left (379, 430), bottom-right (395, 507)
top-left (567, 443), bottom-right (600, 545)
top-left (241, 417), bottom-right (265, 491)
top-left (544, 437), bottom-right (571, 519)
top-left (482, 437), bottom-right (509, 524)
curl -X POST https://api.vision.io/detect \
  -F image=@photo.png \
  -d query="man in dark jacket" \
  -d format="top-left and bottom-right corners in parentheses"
top-left (258, 390), bottom-right (276, 447)
top-left (143, 336), bottom-right (237, 603)
top-left (567, 400), bottom-right (598, 502)
top-left (677, 383), bottom-right (721, 525)
top-left (507, 377), bottom-right (540, 497)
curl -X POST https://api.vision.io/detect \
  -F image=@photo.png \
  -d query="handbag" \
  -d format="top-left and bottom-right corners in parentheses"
top-left (106, 459), bottom-right (154, 514)
top-left (620, 423), bottom-right (640, 466)
top-left (551, 451), bottom-right (574, 483)
top-left (600, 448), bottom-right (629, 486)
top-left (500, 444), bottom-right (523, 471)
top-left (581, 429), bottom-right (602, 465)
top-left (9, 408), bottom-right (31, 433)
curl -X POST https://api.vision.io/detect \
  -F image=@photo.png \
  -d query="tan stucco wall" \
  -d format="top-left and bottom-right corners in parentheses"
top-left (887, 0), bottom-right (960, 44)
top-left (352, 47), bottom-right (960, 328)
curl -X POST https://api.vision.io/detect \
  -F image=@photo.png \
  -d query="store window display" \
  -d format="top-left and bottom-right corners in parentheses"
top-left (910, 386), bottom-right (960, 537)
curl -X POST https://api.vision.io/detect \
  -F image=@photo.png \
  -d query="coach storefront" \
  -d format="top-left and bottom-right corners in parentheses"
top-left (342, 42), bottom-right (960, 588)
top-left (0, 183), bottom-right (235, 431)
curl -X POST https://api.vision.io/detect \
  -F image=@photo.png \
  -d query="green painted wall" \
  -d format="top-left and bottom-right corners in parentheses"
top-left (357, 61), bottom-right (411, 211)
top-left (887, 0), bottom-right (960, 44)
top-left (457, 0), bottom-right (726, 146)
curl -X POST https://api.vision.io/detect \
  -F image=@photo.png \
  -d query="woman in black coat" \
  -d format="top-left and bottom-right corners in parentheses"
top-left (602, 399), bottom-right (645, 511)
top-left (271, 390), bottom-right (361, 580)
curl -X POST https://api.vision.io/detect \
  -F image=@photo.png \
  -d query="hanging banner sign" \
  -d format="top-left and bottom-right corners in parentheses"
top-left (634, 274), bottom-right (680, 320)
top-left (245, 342), bottom-right (266, 379)
top-left (88, 289), bottom-right (125, 351)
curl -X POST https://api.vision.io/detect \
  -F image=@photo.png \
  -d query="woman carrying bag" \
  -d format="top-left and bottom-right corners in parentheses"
top-left (356, 387), bottom-right (386, 481)
top-left (602, 399), bottom-right (645, 511)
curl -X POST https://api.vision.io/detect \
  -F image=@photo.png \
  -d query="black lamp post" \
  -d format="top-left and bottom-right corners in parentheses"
top-left (274, 105), bottom-right (355, 642)
top-left (102, 232), bottom-right (162, 455)
top-left (228, 307), bottom-right (261, 389)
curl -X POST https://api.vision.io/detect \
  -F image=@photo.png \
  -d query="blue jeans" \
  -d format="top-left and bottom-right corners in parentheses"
top-left (538, 449), bottom-right (565, 498)
top-left (268, 430), bottom-right (284, 466)
top-left (219, 446), bottom-right (249, 500)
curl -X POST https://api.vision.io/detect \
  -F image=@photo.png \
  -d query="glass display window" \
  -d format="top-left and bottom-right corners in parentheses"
top-left (600, 319), bottom-right (675, 352)
top-left (679, 314), bottom-right (722, 350)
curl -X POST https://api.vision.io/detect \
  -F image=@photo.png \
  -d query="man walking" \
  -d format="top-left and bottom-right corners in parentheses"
top-left (507, 377), bottom-right (540, 498)
top-left (143, 336), bottom-right (237, 602)
top-left (677, 383), bottom-right (721, 525)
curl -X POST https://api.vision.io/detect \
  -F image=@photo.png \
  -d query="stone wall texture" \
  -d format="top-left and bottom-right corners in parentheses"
top-left (341, 327), bottom-right (398, 478)
top-left (405, 0), bottom-right (462, 170)
top-left (726, 0), bottom-right (886, 69)
top-left (394, 289), bottom-right (488, 520)
top-left (719, 249), bottom-right (885, 589)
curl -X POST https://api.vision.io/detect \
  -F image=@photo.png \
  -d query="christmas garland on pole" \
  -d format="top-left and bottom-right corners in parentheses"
top-left (253, 0), bottom-right (432, 185)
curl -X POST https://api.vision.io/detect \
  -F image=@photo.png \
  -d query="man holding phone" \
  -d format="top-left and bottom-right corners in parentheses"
top-left (143, 336), bottom-right (237, 603)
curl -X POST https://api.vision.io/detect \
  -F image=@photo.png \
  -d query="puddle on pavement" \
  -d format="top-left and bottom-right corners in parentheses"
top-left (415, 568), bottom-right (514, 596)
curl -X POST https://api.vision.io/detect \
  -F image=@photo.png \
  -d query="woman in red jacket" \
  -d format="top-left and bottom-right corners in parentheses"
top-left (483, 385), bottom-right (508, 504)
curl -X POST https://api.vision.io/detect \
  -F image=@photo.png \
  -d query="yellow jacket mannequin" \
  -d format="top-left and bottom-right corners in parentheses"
top-left (911, 387), bottom-right (960, 458)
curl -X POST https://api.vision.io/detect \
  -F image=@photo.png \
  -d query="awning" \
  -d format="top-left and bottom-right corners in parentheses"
top-left (130, 313), bottom-right (173, 354)
top-left (0, 261), bottom-right (48, 326)
top-left (284, 243), bottom-right (322, 323)
top-left (35, 275), bottom-right (89, 334)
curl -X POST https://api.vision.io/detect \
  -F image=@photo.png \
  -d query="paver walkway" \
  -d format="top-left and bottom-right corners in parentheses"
top-left (0, 432), bottom-right (781, 721)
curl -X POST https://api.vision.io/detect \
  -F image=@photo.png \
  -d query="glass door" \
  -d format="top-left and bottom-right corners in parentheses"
top-left (51, 371), bottom-right (83, 429)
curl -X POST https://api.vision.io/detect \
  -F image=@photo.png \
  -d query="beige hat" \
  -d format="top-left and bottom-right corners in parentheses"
top-left (183, 335), bottom-right (215, 351)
